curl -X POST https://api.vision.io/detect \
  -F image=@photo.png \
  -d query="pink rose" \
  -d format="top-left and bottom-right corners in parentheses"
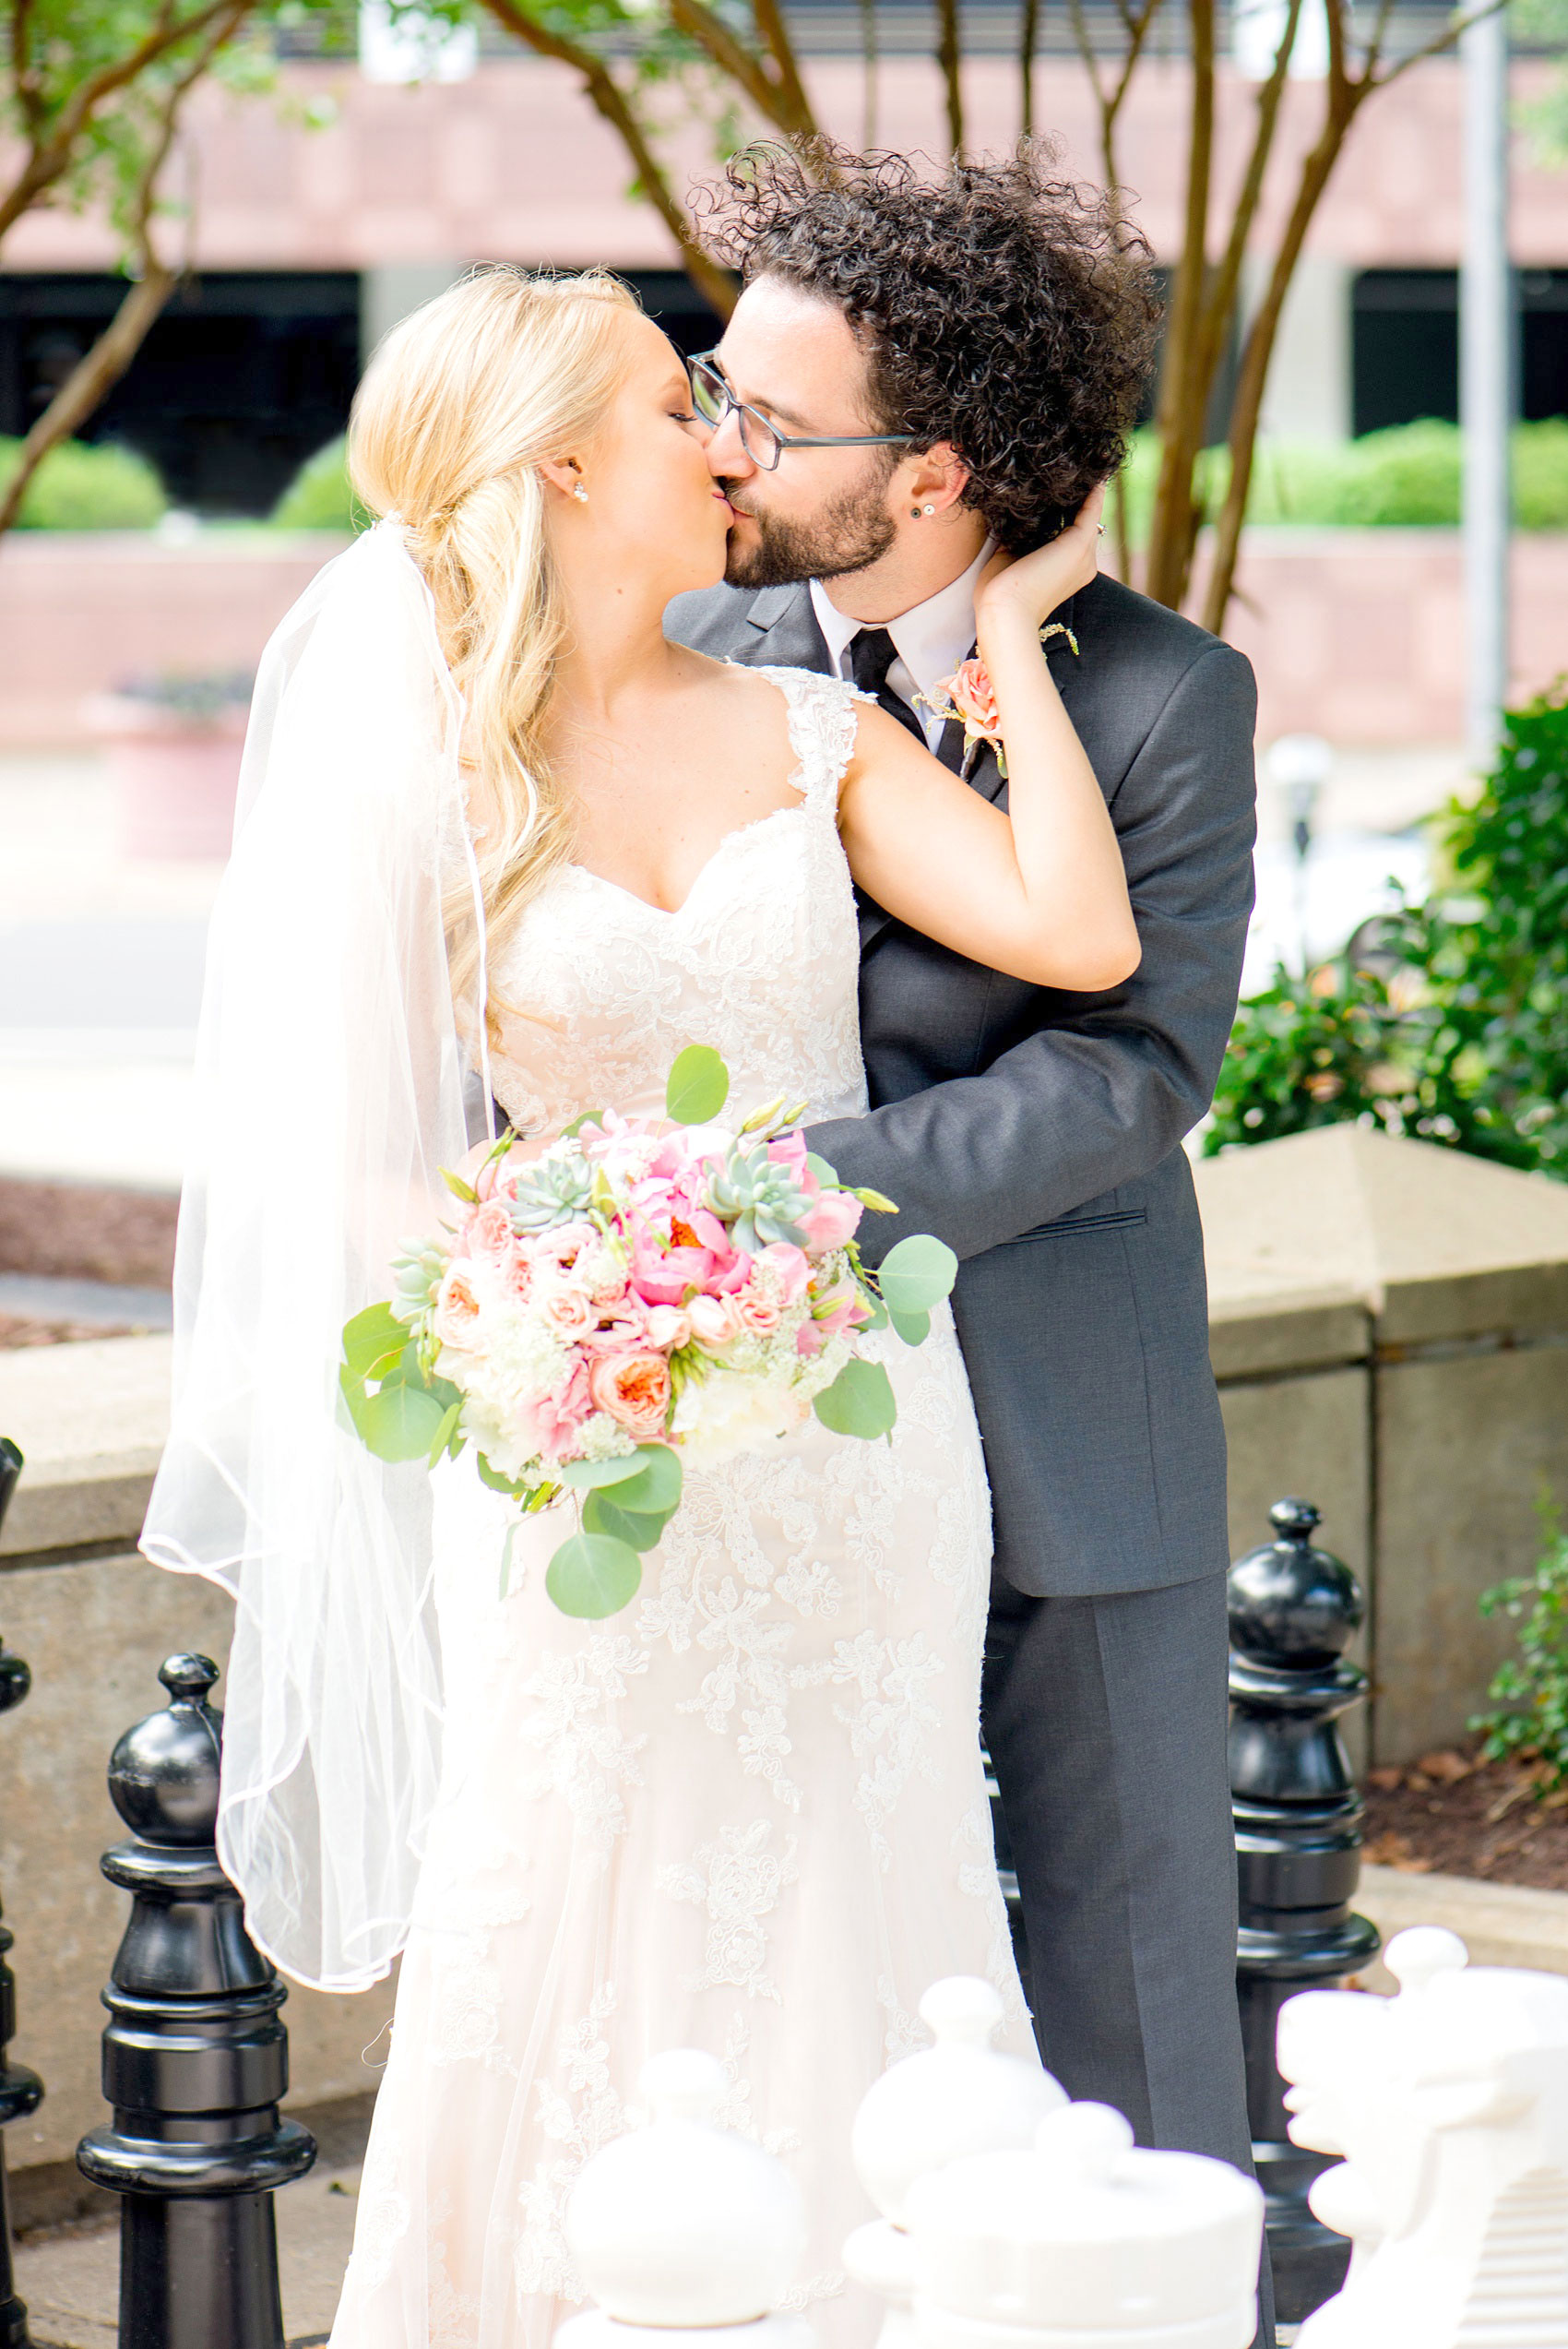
top-left (643, 1303), bottom-right (693, 1350)
top-left (582, 1308), bottom-right (647, 1355)
top-left (800, 1190), bottom-right (862, 1256)
top-left (434, 1264), bottom-right (483, 1349)
top-left (539, 1222), bottom-right (600, 1278)
top-left (756, 1242), bottom-right (810, 1305)
top-left (688, 1293), bottom-right (746, 1352)
top-left (542, 1284), bottom-right (596, 1340)
top-left (588, 1352), bottom-right (672, 1439)
top-left (738, 1286), bottom-right (782, 1337)
top-left (463, 1199), bottom-right (515, 1267)
top-left (940, 655), bottom-right (1003, 745)
top-left (501, 1241), bottom-right (536, 1305)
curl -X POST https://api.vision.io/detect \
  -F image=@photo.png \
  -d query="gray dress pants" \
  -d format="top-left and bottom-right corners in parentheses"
top-left (980, 1568), bottom-right (1276, 2348)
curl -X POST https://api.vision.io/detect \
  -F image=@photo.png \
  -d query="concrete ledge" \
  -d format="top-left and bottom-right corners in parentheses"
top-left (1356, 1862), bottom-right (1568, 1988)
top-left (0, 1335), bottom-right (170, 1558)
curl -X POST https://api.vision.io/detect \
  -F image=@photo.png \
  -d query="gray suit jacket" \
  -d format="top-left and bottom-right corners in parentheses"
top-left (664, 571), bottom-right (1257, 1598)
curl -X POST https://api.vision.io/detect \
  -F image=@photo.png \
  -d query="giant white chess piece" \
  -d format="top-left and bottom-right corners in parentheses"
top-left (1283, 1926), bottom-right (1568, 2349)
top-left (905, 2099), bottom-right (1264, 2349)
top-left (844, 1978), bottom-right (1066, 2349)
top-left (558, 2048), bottom-right (813, 2349)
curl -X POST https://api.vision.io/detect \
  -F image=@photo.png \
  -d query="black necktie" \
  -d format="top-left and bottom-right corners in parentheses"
top-left (849, 625), bottom-right (969, 776)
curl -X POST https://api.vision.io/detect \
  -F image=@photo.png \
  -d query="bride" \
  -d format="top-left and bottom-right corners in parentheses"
top-left (141, 266), bottom-right (1135, 2348)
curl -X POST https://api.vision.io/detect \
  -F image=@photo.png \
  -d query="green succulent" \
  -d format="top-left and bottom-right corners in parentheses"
top-left (389, 1238), bottom-right (446, 1340)
top-left (705, 1141), bottom-right (812, 1254)
top-left (507, 1153), bottom-right (598, 1233)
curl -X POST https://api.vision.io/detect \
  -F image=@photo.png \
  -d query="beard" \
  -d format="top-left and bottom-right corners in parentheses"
top-left (722, 464), bottom-right (898, 590)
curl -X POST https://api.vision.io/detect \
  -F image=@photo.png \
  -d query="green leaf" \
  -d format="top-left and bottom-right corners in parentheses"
top-left (440, 1165), bottom-right (478, 1203)
top-left (558, 1452), bottom-right (649, 1491)
top-left (546, 1532), bottom-right (644, 1618)
top-left (427, 1400), bottom-right (461, 1465)
top-left (609, 1443), bottom-right (683, 1515)
top-left (560, 1108), bottom-right (607, 1139)
top-left (477, 1451), bottom-right (526, 1497)
top-left (583, 1489), bottom-right (671, 1552)
top-left (813, 1358), bottom-right (897, 1440)
top-left (666, 1044), bottom-right (731, 1126)
top-left (342, 1301), bottom-right (411, 1379)
top-left (356, 1380), bottom-right (449, 1463)
top-left (499, 1518), bottom-right (522, 1601)
top-left (878, 1234), bottom-right (958, 1315)
top-left (888, 1306), bottom-right (931, 1346)
top-left (805, 1152), bottom-right (840, 1187)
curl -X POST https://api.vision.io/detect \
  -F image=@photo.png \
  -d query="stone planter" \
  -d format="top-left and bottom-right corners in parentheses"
top-left (87, 693), bottom-right (249, 861)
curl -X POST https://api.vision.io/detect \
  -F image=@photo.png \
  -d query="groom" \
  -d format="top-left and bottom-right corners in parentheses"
top-left (667, 139), bottom-right (1263, 2290)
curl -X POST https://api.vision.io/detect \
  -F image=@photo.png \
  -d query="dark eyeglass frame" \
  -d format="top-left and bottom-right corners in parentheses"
top-left (687, 351), bottom-right (914, 473)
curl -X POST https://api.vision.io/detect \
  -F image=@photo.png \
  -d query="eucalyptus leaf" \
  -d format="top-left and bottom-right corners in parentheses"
top-left (356, 1380), bottom-right (448, 1462)
top-left (557, 1452), bottom-right (649, 1491)
top-left (560, 1108), bottom-right (607, 1139)
top-left (888, 1306), bottom-right (932, 1347)
top-left (546, 1532), bottom-right (644, 1618)
top-left (878, 1234), bottom-right (958, 1315)
top-left (805, 1152), bottom-right (839, 1187)
top-left (342, 1301), bottom-right (410, 1379)
top-left (666, 1044), bottom-right (730, 1126)
top-left (427, 1400), bottom-right (461, 1465)
top-left (609, 1444), bottom-right (683, 1516)
top-left (477, 1451), bottom-right (526, 1497)
top-left (583, 1489), bottom-right (671, 1552)
top-left (813, 1358), bottom-right (897, 1440)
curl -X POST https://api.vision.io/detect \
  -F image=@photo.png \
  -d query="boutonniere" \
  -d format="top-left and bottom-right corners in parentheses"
top-left (917, 624), bottom-right (1080, 780)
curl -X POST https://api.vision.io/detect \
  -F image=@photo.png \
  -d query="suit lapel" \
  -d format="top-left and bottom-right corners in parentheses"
top-left (741, 583), bottom-right (835, 674)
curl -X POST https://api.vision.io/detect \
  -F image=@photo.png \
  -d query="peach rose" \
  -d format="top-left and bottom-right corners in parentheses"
top-left (542, 1283), bottom-right (596, 1340)
top-left (800, 1190), bottom-right (862, 1256)
top-left (434, 1263), bottom-right (483, 1350)
top-left (587, 1351), bottom-right (672, 1439)
top-left (463, 1199), bottom-right (516, 1267)
top-left (941, 655), bottom-right (1002, 743)
top-left (687, 1293), bottom-right (746, 1352)
top-left (737, 1287), bottom-right (782, 1338)
top-left (501, 1241), bottom-right (536, 1305)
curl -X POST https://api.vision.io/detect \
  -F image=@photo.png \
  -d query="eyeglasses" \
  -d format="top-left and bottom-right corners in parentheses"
top-left (687, 351), bottom-right (914, 473)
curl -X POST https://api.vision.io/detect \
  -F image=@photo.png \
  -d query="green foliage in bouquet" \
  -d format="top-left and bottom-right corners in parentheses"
top-left (1471, 1497), bottom-right (1568, 1798)
top-left (1209, 684), bottom-right (1568, 1175)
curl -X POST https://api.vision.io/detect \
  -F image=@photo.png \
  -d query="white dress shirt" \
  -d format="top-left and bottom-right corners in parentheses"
top-left (809, 538), bottom-right (996, 752)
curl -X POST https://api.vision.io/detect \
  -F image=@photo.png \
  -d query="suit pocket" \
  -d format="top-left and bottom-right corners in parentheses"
top-left (1004, 1207), bottom-right (1148, 1244)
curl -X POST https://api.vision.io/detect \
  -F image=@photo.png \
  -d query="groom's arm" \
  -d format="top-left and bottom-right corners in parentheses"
top-left (809, 640), bottom-right (1256, 1266)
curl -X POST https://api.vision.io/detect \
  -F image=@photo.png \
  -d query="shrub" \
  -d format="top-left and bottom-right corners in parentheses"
top-left (270, 436), bottom-right (368, 533)
top-left (1208, 683), bottom-right (1568, 1174)
top-left (0, 435), bottom-right (166, 529)
top-left (1472, 1501), bottom-right (1568, 1795)
top-left (1514, 418), bottom-right (1568, 530)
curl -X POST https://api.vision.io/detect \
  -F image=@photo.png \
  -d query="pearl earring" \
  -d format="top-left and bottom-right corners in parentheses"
top-left (573, 481), bottom-right (588, 503)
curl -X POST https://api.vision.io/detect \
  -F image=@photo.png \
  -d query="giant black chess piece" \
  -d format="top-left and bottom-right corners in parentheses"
top-left (1230, 1497), bottom-right (1379, 2324)
top-left (77, 1653), bottom-right (315, 2349)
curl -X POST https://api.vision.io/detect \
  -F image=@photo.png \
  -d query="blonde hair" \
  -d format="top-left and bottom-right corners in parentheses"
top-left (349, 266), bottom-right (640, 1021)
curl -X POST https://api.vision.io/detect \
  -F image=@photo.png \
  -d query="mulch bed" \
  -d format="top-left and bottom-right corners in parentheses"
top-left (0, 1178), bottom-right (177, 1350)
top-left (1362, 1742), bottom-right (1568, 1894)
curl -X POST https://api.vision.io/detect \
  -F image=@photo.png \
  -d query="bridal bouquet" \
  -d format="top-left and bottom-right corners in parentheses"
top-left (339, 1046), bottom-right (956, 1619)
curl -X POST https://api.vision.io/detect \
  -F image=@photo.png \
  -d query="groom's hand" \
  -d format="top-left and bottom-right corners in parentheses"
top-left (974, 485), bottom-right (1106, 634)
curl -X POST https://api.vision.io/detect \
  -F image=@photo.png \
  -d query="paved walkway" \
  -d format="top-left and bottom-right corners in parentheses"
top-left (0, 741), bottom-right (1473, 1192)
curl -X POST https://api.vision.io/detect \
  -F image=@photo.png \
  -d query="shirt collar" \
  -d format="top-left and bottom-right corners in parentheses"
top-left (809, 536), bottom-right (996, 703)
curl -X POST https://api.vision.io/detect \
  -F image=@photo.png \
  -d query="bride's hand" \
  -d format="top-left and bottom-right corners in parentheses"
top-left (973, 484), bottom-right (1105, 637)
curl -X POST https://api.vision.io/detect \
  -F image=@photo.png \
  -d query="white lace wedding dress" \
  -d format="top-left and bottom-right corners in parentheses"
top-left (328, 667), bottom-right (1036, 2349)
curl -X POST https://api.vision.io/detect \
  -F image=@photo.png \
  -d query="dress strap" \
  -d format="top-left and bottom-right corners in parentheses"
top-left (756, 664), bottom-right (873, 819)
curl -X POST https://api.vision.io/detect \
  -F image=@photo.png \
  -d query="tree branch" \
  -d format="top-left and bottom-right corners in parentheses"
top-left (748, 0), bottom-right (817, 137)
top-left (936, 0), bottom-right (965, 153)
top-left (474, 0), bottom-right (736, 318)
top-left (1018, 0), bottom-right (1039, 137)
top-left (1187, 0), bottom-right (1301, 419)
top-left (1145, 0), bottom-right (1215, 608)
top-left (665, 0), bottom-right (802, 132)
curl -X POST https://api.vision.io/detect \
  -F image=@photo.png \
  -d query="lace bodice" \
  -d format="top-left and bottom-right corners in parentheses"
top-left (489, 667), bottom-right (869, 1140)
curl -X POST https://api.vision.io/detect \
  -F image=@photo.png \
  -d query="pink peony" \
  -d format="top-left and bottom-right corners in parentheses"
top-left (766, 1130), bottom-right (812, 1180)
top-left (688, 1292), bottom-right (747, 1352)
top-left (434, 1264), bottom-right (483, 1349)
top-left (588, 1351), bottom-right (672, 1439)
top-left (538, 1222), bottom-right (600, 1278)
top-left (800, 1189), bottom-right (862, 1256)
top-left (630, 1209), bottom-right (747, 1307)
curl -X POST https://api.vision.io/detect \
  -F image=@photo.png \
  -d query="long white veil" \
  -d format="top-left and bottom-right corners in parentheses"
top-left (141, 521), bottom-right (490, 1992)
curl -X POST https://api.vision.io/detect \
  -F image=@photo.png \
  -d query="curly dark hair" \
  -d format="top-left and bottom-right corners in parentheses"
top-left (695, 142), bottom-right (1160, 553)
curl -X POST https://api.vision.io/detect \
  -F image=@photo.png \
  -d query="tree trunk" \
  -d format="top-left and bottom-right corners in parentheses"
top-left (1018, 0), bottom-right (1039, 136)
top-left (1144, 0), bottom-right (1216, 610)
top-left (0, 264), bottom-right (176, 540)
top-left (937, 0), bottom-right (966, 154)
